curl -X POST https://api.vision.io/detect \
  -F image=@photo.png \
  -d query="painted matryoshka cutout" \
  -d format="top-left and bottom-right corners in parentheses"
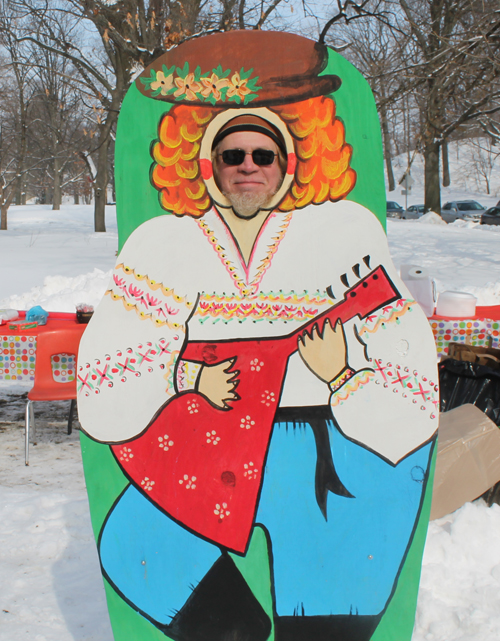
top-left (78, 30), bottom-right (438, 641)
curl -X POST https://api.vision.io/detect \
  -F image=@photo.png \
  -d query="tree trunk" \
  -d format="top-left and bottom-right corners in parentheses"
top-left (15, 175), bottom-right (26, 205)
top-left (424, 140), bottom-right (441, 214)
top-left (380, 102), bottom-right (395, 191)
top-left (0, 186), bottom-right (16, 230)
top-left (91, 49), bottom-right (126, 232)
top-left (53, 157), bottom-right (62, 210)
top-left (15, 182), bottom-right (22, 205)
top-left (94, 133), bottom-right (110, 232)
top-left (441, 140), bottom-right (450, 187)
top-left (74, 192), bottom-right (79, 205)
top-left (0, 204), bottom-right (7, 230)
top-left (385, 150), bottom-right (396, 192)
top-left (383, 138), bottom-right (396, 191)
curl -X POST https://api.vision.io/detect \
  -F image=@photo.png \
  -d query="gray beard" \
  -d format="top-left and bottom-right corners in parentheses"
top-left (224, 191), bottom-right (274, 218)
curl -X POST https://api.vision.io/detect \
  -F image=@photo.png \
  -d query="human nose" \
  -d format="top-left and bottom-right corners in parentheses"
top-left (238, 152), bottom-right (258, 172)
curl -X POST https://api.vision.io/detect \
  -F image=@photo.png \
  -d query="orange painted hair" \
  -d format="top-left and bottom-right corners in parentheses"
top-left (151, 96), bottom-right (356, 217)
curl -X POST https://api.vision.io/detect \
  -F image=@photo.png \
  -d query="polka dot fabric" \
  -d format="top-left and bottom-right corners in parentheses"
top-left (430, 319), bottom-right (500, 357)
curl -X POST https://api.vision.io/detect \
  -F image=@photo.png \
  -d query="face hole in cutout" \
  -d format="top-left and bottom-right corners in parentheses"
top-left (203, 109), bottom-right (295, 214)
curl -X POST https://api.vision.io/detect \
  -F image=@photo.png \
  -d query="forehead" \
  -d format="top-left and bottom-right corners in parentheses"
top-left (217, 131), bottom-right (279, 152)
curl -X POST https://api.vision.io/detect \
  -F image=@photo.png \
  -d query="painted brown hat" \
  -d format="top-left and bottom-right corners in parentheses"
top-left (136, 30), bottom-right (341, 108)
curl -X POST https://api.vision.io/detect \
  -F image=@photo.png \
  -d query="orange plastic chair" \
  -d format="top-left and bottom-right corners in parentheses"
top-left (25, 324), bottom-right (86, 465)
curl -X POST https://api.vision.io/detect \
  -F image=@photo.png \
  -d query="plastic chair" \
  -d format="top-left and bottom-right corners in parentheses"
top-left (25, 324), bottom-right (86, 465)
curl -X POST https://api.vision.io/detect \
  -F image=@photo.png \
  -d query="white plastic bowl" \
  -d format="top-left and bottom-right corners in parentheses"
top-left (436, 291), bottom-right (477, 318)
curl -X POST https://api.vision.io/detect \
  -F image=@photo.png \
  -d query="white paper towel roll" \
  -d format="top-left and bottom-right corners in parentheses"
top-left (400, 265), bottom-right (435, 317)
top-left (406, 266), bottom-right (429, 280)
top-left (400, 264), bottom-right (430, 281)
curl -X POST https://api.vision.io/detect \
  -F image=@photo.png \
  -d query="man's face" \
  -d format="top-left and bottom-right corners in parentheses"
top-left (214, 131), bottom-right (283, 218)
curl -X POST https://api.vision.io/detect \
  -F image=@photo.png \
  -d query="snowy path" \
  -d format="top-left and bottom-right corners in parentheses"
top-left (1, 203), bottom-right (500, 640)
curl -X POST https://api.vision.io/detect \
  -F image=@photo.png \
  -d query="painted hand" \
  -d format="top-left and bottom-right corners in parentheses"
top-left (197, 358), bottom-right (240, 409)
top-left (297, 318), bottom-right (347, 383)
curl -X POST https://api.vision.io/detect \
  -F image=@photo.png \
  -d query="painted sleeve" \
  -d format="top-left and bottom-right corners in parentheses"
top-left (327, 216), bottom-right (439, 465)
top-left (77, 224), bottom-right (198, 443)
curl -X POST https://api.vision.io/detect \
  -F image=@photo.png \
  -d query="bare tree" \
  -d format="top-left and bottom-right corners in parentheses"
top-left (7, 0), bottom-right (288, 232)
top-left (468, 137), bottom-right (500, 195)
top-left (27, 27), bottom-right (89, 210)
top-left (389, 0), bottom-right (500, 213)
top-left (0, 8), bottom-right (36, 229)
top-left (324, 15), bottom-right (408, 191)
top-left (318, 0), bottom-right (500, 213)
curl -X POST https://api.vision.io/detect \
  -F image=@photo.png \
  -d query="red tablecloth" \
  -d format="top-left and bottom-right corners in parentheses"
top-left (0, 312), bottom-right (85, 383)
top-left (431, 305), bottom-right (500, 322)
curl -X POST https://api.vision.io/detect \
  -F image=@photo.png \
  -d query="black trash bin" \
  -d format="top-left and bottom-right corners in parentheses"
top-left (439, 358), bottom-right (500, 426)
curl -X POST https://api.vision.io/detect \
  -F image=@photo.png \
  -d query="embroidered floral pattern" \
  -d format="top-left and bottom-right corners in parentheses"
top-left (179, 474), bottom-right (197, 489)
top-left (158, 435), bottom-right (174, 451)
top-left (77, 339), bottom-right (177, 396)
top-left (141, 477), bottom-right (155, 492)
top-left (330, 360), bottom-right (439, 420)
top-left (176, 359), bottom-right (202, 391)
top-left (140, 63), bottom-right (261, 105)
top-left (196, 211), bottom-right (294, 297)
top-left (371, 360), bottom-right (439, 417)
top-left (329, 367), bottom-right (356, 393)
top-left (330, 369), bottom-right (375, 407)
top-left (196, 290), bottom-right (330, 324)
top-left (358, 299), bottom-right (415, 337)
top-left (107, 263), bottom-right (193, 329)
top-left (240, 415), bottom-right (255, 430)
top-left (214, 502), bottom-right (231, 520)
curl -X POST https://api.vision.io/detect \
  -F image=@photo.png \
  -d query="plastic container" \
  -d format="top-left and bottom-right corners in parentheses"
top-left (8, 320), bottom-right (38, 331)
top-left (26, 305), bottom-right (49, 326)
top-left (76, 304), bottom-right (94, 324)
top-left (436, 291), bottom-right (477, 318)
top-left (0, 309), bottom-right (19, 325)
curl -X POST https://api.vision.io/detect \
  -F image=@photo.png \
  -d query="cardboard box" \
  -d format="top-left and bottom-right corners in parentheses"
top-left (431, 404), bottom-right (500, 520)
top-left (447, 342), bottom-right (500, 370)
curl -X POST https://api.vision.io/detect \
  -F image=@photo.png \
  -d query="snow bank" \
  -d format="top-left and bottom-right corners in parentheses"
top-left (1, 269), bottom-right (112, 313)
top-left (418, 212), bottom-right (448, 225)
top-left (414, 501), bottom-right (500, 641)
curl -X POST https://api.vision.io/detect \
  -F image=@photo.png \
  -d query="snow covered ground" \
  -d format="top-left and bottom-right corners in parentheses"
top-left (1, 193), bottom-right (500, 641)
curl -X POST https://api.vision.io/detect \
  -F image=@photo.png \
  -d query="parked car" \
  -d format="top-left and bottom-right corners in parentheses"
top-left (402, 204), bottom-right (426, 220)
top-left (441, 200), bottom-right (485, 223)
top-left (387, 201), bottom-right (404, 218)
top-left (481, 206), bottom-right (500, 226)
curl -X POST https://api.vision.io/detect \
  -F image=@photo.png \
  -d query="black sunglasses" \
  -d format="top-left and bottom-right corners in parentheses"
top-left (219, 148), bottom-right (277, 166)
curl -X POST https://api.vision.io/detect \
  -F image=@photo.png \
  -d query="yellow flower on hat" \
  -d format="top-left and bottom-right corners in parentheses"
top-left (174, 73), bottom-right (202, 101)
top-left (150, 71), bottom-right (175, 96)
top-left (227, 72), bottom-right (252, 101)
top-left (200, 73), bottom-right (230, 102)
